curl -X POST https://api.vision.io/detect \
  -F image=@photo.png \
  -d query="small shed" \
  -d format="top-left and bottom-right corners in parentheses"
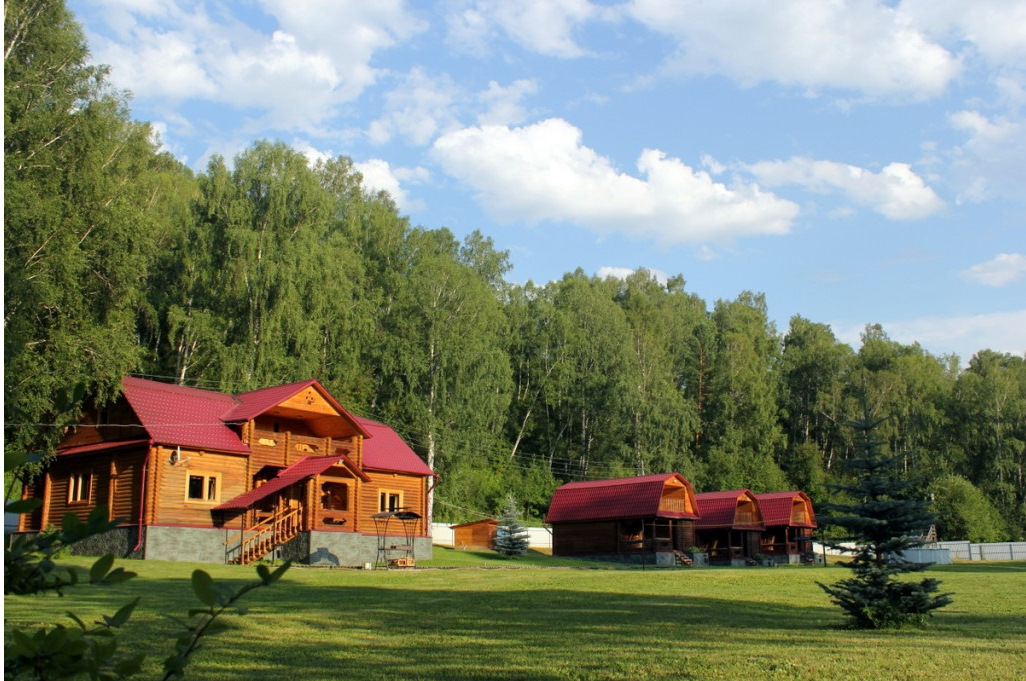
top-left (546, 473), bottom-right (699, 565)
top-left (450, 518), bottom-right (499, 550)
top-left (695, 489), bottom-right (765, 564)
top-left (753, 491), bottom-right (817, 562)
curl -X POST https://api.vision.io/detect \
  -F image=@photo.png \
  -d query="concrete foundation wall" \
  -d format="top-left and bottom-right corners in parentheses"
top-left (145, 526), bottom-right (230, 563)
top-left (143, 525), bottom-right (432, 566)
top-left (306, 532), bottom-right (432, 567)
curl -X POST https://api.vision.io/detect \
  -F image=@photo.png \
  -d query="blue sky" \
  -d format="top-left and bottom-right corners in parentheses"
top-left (68, 0), bottom-right (1026, 363)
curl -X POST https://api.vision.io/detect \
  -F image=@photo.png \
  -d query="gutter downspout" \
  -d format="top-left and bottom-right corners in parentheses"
top-left (132, 441), bottom-right (154, 554)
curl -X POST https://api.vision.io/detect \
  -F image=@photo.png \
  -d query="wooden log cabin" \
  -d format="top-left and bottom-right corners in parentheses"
top-left (546, 473), bottom-right (700, 566)
top-left (753, 491), bottom-right (817, 563)
top-left (17, 376), bottom-right (435, 566)
top-left (694, 490), bottom-right (766, 565)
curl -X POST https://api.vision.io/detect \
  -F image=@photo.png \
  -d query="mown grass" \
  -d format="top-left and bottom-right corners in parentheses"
top-left (5, 555), bottom-right (1025, 680)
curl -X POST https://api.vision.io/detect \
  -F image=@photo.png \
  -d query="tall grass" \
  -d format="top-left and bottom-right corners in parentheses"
top-left (5, 556), bottom-right (1024, 680)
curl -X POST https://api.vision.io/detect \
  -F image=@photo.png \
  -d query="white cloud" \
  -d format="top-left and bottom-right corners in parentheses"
top-left (446, 0), bottom-right (599, 58)
top-left (628, 0), bottom-right (960, 99)
top-left (477, 79), bottom-right (539, 126)
top-left (84, 0), bottom-right (424, 132)
top-left (746, 157), bottom-right (945, 220)
top-left (948, 110), bottom-right (1026, 202)
top-left (832, 310), bottom-right (1026, 365)
top-left (353, 159), bottom-right (428, 212)
top-left (367, 69), bottom-right (461, 145)
top-left (432, 118), bottom-right (799, 243)
top-left (961, 253), bottom-right (1026, 287)
top-left (900, 0), bottom-right (1026, 68)
top-left (597, 266), bottom-right (669, 284)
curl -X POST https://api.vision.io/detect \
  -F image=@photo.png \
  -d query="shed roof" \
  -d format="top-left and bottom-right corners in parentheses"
top-left (214, 455), bottom-right (344, 511)
top-left (754, 491), bottom-right (818, 528)
top-left (356, 416), bottom-right (434, 476)
top-left (449, 518), bottom-right (498, 529)
top-left (695, 490), bottom-right (764, 530)
top-left (545, 473), bottom-right (699, 524)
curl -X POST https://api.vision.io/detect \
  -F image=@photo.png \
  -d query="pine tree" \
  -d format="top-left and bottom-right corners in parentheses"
top-left (493, 494), bottom-right (530, 558)
top-left (818, 404), bottom-right (953, 628)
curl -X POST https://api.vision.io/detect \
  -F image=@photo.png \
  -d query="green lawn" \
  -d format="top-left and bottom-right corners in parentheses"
top-left (5, 554), bottom-right (1025, 680)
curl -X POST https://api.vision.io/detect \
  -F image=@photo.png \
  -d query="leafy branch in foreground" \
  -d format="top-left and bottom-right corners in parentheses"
top-left (5, 458), bottom-right (290, 680)
top-left (161, 563), bottom-right (290, 680)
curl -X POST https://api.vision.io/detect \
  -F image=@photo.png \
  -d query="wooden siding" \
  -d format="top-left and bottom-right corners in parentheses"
top-left (453, 520), bottom-right (498, 550)
top-left (553, 521), bottom-right (620, 555)
top-left (108, 451), bottom-right (145, 525)
top-left (358, 471), bottom-right (426, 536)
top-left (151, 447), bottom-right (248, 527)
top-left (58, 400), bottom-right (146, 450)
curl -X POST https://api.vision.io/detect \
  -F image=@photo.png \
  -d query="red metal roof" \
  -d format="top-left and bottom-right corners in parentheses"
top-left (695, 490), bottom-right (764, 530)
top-left (120, 377), bottom-right (249, 454)
top-left (355, 417), bottom-right (434, 476)
top-left (754, 491), bottom-right (818, 528)
top-left (57, 439), bottom-right (151, 457)
top-left (214, 456), bottom-right (344, 511)
top-left (224, 380), bottom-right (371, 438)
top-left (545, 473), bottom-right (699, 524)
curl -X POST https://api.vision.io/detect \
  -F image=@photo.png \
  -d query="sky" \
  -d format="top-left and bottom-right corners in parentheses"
top-left (67, 0), bottom-right (1026, 364)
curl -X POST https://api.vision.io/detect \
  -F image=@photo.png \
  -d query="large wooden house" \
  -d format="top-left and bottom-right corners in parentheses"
top-left (694, 490), bottom-right (765, 565)
top-left (18, 376), bottom-right (435, 566)
top-left (545, 473), bottom-right (700, 565)
top-left (753, 491), bottom-right (817, 563)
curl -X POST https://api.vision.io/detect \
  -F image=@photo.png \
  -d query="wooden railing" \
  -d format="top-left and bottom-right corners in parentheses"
top-left (224, 507), bottom-right (301, 565)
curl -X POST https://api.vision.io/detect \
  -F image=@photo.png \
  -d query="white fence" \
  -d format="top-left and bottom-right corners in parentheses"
top-left (935, 541), bottom-right (1026, 561)
top-left (431, 522), bottom-right (552, 549)
top-left (815, 540), bottom-right (1026, 562)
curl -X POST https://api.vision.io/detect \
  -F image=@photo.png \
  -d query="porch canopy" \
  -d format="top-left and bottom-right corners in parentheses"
top-left (215, 455), bottom-right (354, 511)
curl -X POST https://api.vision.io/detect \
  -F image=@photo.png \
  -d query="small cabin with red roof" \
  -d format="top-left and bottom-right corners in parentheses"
top-left (18, 376), bottom-right (435, 566)
top-left (545, 473), bottom-right (699, 565)
top-left (754, 491), bottom-right (817, 563)
top-left (694, 490), bottom-right (765, 565)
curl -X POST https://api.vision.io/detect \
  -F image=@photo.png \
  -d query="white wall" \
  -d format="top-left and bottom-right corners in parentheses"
top-left (431, 522), bottom-right (552, 549)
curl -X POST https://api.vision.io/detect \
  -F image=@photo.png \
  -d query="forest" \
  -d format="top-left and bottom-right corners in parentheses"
top-left (5, 0), bottom-right (1025, 541)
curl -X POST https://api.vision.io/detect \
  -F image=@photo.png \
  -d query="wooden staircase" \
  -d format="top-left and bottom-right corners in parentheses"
top-left (224, 506), bottom-right (301, 565)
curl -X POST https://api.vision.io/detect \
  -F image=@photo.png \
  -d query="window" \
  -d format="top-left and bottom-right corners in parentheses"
top-left (186, 472), bottom-right (220, 503)
top-left (68, 472), bottom-right (92, 504)
top-left (379, 490), bottom-right (402, 513)
top-left (320, 482), bottom-right (349, 511)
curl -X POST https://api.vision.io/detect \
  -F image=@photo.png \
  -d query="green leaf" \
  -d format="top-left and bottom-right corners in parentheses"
top-left (190, 570), bottom-right (217, 606)
top-left (5, 498), bottom-right (42, 513)
top-left (90, 554), bottom-right (115, 582)
top-left (256, 564), bottom-right (270, 583)
top-left (107, 598), bottom-right (139, 628)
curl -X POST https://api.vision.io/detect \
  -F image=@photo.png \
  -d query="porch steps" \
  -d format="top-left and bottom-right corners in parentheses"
top-left (225, 507), bottom-right (301, 565)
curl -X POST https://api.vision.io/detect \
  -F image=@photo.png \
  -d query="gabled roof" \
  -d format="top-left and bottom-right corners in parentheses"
top-left (355, 416), bottom-right (434, 476)
top-left (545, 473), bottom-right (699, 524)
top-left (754, 491), bottom-right (818, 528)
top-left (119, 376), bottom-right (249, 454)
top-left (224, 380), bottom-right (370, 438)
top-left (695, 490), bottom-right (764, 530)
top-left (214, 455), bottom-right (344, 511)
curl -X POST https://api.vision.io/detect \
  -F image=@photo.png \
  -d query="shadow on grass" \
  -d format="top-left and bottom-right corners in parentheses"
top-left (8, 566), bottom-right (1025, 681)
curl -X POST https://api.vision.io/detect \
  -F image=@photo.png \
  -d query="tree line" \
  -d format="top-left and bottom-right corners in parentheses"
top-left (6, 0), bottom-right (1024, 540)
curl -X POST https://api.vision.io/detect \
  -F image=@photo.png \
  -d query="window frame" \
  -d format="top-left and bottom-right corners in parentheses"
top-left (184, 471), bottom-right (221, 504)
top-left (68, 471), bottom-right (92, 505)
top-left (378, 490), bottom-right (403, 513)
